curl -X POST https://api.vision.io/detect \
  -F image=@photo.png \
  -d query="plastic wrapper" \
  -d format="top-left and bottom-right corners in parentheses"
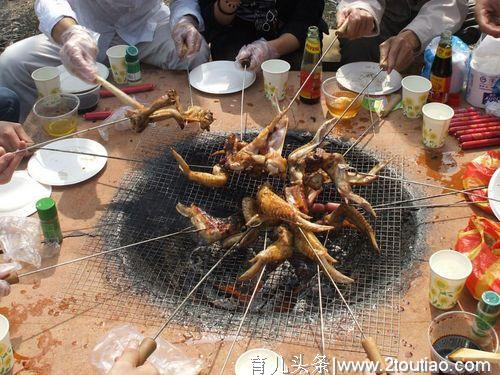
top-left (455, 215), bottom-right (500, 299)
top-left (97, 105), bottom-right (134, 141)
top-left (91, 325), bottom-right (203, 375)
top-left (0, 217), bottom-right (41, 268)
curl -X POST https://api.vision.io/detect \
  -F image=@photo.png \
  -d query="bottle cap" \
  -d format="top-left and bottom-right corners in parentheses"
top-left (480, 291), bottom-right (500, 315)
top-left (125, 46), bottom-right (139, 62)
top-left (36, 197), bottom-right (58, 221)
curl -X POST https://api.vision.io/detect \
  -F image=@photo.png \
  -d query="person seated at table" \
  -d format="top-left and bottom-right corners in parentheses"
top-left (0, 88), bottom-right (31, 185)
top-left (170, 0), bottom-right (326, 71)
top-left (475, 0), bottom-right (500, 37)
top-left (337, 0), bottom-right (468, 73)
top-left (0, 0), bottom-right (210, 122)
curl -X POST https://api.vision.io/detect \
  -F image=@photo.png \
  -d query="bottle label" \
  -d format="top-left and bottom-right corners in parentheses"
top-left (300, 71), bottom-right (321, 99)
top-left (41, 219), bottom-right (63, 244)
top-left (127, 71), bottom-right (142, 83)
top-left (436, 46), bottom-right (452, 59)
top-left (305, 40), bottom-right (321, 54)
top-left (429, 74), bottom-right (450, 103)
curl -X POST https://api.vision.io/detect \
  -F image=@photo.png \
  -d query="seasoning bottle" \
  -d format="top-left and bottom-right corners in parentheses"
top-left (125, 46), bottom-right (141, 84)
top-left (36, 197), bottom-right (63, 244)
top-left (428, 30), bottom-right (452, 103)
top-left (299, 26), bottom-right (322, 105)
top-left (472, 291), bottom-right (500, 337)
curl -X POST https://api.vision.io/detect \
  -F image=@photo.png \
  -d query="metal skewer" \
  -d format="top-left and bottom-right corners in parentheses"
top-left (32, 147), bottom-right (146, 164)
top-left (375, 200), bottom-right (489, 211)
top-left (2, 226), bottom-right (199, 285)
top-left (136, 223), bottom-right (263, 365)
top-left (317, 231), bottom-right (330, 356)
top-left (187, 67), bottom-right (194, 108)
top-left (298, 227), bottom-right (387, 374)
top-left (240, 60), bottom-right (250, 140)
top-left (343, 116), bottom-right (382, 157)
top-left (219, 231), bottom-right (268, 375)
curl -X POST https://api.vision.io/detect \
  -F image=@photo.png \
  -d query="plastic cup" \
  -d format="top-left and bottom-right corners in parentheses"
top-left (322, 76), bottom-right (363, 119)
top-left (261, 59), bottom-right (290, 101)
top-left (422, 103), bottom-right (454, 149)
top-left (401, 75), bottom-right (432, 118)
top-left (106, 45), bottom-right (128, 84)
top-left (31, 66), bottom-right (61, 98)
top-left (429, 249), bottom-right (472, 310)
top-left (0, 315), bottom-right (14, 375)
top-left (33, 93), bottom-right (79, 137)
top-left (428, 311), bottom-right (498, 374)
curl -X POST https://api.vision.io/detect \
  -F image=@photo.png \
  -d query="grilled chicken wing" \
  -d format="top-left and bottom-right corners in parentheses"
top-left (171, 148), bottom-right (228, 188)
top-left (239, 225), bottom-right (294, 281)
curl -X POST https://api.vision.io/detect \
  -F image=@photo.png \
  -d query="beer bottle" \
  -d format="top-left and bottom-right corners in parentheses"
top-left (300, 26), bottom-right (322, 104)
top-left (428, 30), bottom-right (452, 103)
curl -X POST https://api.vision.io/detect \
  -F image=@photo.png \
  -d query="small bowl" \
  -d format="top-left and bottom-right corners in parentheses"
top-left (74, 85), bottom-right (101, 113)
top-left (33, 93), bottom-right (79, 137)
top-left (322, 77), bottom-right (363, 119)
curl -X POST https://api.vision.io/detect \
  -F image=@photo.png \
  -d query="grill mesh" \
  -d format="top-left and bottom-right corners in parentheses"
top-left (64, 122), bottom-right (409, 356)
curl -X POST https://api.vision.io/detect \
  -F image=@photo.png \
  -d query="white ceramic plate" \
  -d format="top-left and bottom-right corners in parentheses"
top-left (28, 138), bottom-right (108, 186)
top-left (58, 63), bottom-right (109, 94)
top-left (488, 168), bottom-right (500, 220)
top-left (336, 61), bottom-right (402, 95)
top-left (0, 170), bottom-right (52, 217)
top-left (189, 61), bottom-right (256, 94)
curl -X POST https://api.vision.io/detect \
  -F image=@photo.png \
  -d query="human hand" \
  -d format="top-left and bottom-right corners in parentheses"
top-left (0, 122), bottom-right (32, 152)
top-left (172, 16), bottom-right (203, 59)
top-left (0, 145), bottom-right (25, 185)
top-left (107, 346), bottom-right (159, 375)
top-left (379, 30), bottom-right (421, 74)
top-left (235, 38), bottom-right (279, 71)
top-left (336, 8), bottom-right (375, 39)
top-left (59, 25), bottom-right (98, 83)
top-left (476, 0), bottom-right (500, 37)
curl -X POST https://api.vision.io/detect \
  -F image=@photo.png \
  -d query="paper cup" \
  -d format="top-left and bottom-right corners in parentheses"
top-left (31, 66), bottom-right (61, 98)
top-left (106, 45), bottom-right (128, 84)
top-left (422, 102), bottom-right (454, 149)
top-left (261, 59), bottom-right (290, 101)
top-left (401, 75), bottom-right (431, 118)
top-left (0, 315), bottom-right (13, 375)
top-left (429, 250), bottom-right (473, 310)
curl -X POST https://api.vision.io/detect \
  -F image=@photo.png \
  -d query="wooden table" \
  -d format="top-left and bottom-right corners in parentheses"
top-left (4, 69), bottom-right (499, 374)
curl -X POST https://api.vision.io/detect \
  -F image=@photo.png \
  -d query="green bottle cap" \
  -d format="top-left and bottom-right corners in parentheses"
top-left (125, 46), bottom-right (139, 62)
top-left (36, 197), bottom-right (58, 221)
top-left (480, 291), bottom-right (500, 315)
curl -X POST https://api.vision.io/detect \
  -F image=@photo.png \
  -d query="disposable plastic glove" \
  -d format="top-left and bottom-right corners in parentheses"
top-left (236, 38), bottom-right (279, 72)
top-left (172, 16), bottom-right (202, 59)
top-left (60, 25), bottom-right (98, 83)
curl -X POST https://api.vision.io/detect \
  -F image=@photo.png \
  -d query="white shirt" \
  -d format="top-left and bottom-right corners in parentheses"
top-left (338, 0), bottom-right (469, 51)
top-left (35, 0), bottom-right (203, 59)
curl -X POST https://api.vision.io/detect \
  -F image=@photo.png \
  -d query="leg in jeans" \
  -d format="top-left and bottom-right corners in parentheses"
top-left (0, 87), bottom-right (20, 123)
top-left (0, 35), bottom-right (61, 122)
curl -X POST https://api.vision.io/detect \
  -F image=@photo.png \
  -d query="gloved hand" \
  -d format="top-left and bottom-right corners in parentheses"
top-left (0, 145), bottom-right (25, 185)
top-left (172, 16), bottom-right (203, 59)
top-left (235, 38), bottom-right (279, 71)
top-left (107, 345), bottom-right (159, 375)
top-left (59, 25), bottom-right (99, 83)
top-left (0, 268), bottom-right (17, 297)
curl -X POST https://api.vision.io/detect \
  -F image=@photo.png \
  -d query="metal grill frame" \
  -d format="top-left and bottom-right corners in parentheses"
top-left (63, 123), bottom-right (411, 356)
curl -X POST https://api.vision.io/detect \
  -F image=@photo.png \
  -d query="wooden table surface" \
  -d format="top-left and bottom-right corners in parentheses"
top-left (3, 69), bottom-right (499, 374)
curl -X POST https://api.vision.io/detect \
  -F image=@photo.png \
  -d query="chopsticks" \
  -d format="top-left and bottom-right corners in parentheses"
top-left (448, 108), bottom-right (500, 150)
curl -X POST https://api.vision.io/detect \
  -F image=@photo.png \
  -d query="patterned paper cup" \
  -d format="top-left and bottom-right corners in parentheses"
top-left (261, 59), bottom-right (290, 101)
top-left (106, 45), bottom-right (128, 84)
top-left (422, 103), bottom-right (454, 149)
top-left (429, 250), bottom-right (473, 310)
top-left (31, 66), bottom-right (61, 98)
top-left (0, 315), bottom-right (13, 375)
top-left (401, 75), bottom-right (431, 118)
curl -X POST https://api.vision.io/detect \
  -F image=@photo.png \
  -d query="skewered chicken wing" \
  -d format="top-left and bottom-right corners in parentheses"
top-left (239, 225), bottom-right (294, 281)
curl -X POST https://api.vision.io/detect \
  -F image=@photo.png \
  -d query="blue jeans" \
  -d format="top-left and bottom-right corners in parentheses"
top-left (0, 87), bottom-right (20, 122)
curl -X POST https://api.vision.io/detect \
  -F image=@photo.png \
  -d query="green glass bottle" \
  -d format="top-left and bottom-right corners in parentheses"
top-left (36, 197), bottom-right (63, 244)
top-left (125, 46), bottom-right (142, 84)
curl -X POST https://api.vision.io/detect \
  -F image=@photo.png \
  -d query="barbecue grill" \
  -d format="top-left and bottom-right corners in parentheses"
top-left (63, 122), bottom-right (420, 357)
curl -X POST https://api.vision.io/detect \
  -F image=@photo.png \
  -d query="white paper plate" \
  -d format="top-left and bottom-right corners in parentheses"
top-left (488, 168), bottom-right (500, 220)
top-left (189, 61), bottom-right (256, 94)
top-left (235, 348), bottom-right (287, 375)
top-left (58, 63), bottom-right (109, 94)
top-left (28, 139), bottom-right (108, 186)
top-left (336, 62), bottom-right (402, 95)
top-left (0, 170), bottom-right (52, 217)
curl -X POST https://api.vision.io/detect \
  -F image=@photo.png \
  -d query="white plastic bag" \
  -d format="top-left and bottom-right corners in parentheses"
top-left (0, 217), bottom-right (41, 268)
top-left (98, 105), bottom-right (134, 141)
top-left (91, 325), bottom-right (203, 375)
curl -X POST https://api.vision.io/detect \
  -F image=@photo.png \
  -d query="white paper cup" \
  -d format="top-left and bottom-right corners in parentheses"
top-left (261, 59), bottom-right (290, 101)
top-left (31, 66), bottom-right (61, 98)
top-left (106, 45), bottom-right (128, 84)
top-left (422, 102), bottom-right (454, 149)
top-left (401, 75), bottom-right (431, 118)
top-left (429, 250), bottom-right (473, 310)
top-left (0, 314), bottom-right (13, 375)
